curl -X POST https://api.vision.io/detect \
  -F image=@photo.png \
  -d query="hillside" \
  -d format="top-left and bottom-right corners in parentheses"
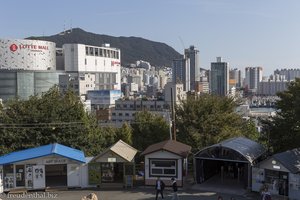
top-left (27, 28), bottom-right (181, 67)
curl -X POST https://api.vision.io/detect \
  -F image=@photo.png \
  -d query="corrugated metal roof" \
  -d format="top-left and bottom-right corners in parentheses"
top-left (273, 148), bottom-right (300, 174)
top-left (92, 140), bottom-right (138, 162)
top-left (141, 140), bottom-right (192, 157)
top-left (0, 143), bottom-right (86, 165)
top-left (195, 137), bottom-right (266, 164)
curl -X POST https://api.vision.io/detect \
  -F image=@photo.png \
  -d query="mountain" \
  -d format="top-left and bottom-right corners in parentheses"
top-left (27, 28), bottom-right (181, 67)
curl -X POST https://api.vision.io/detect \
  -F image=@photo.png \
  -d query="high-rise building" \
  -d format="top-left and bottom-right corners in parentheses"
top-left (210, 57), bottom-right (229, 96)
top-left (274, 68), bottom-right (300, 81)
top-left (185, 45), bottom-right (200, 91)
top-left (245, 67), bottom-right (263, 93)
top-left (172, 56), bottom-right (189, 91)
top-left (172, 45), bottom-right (200, 91)
top-left (229, 68), bottom-right (242, 89)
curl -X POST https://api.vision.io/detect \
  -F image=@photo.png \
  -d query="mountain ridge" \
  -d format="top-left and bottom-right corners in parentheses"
top-left (27, 28), bottom-right (182, 67)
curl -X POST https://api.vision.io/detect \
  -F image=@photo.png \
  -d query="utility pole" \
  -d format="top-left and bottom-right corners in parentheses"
top-left (170, 87), bottom-right (176, 141)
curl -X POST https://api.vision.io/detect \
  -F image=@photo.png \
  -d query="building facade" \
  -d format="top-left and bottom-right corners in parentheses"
top-left (61, 43), bottom-right (121, 99)
top-left (172, 56), bottom-right (189, 91)
top-left (210, 57), bottom-right (229, 96)
top-left (185, 46), bottom-right (200, 91)
top-left (0, 39), bottom-right (56, 71)
top-left (245, 67), bottom-right (263, 93)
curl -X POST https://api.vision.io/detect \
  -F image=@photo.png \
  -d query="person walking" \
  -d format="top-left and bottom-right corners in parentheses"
top-left (171, 177), bottom-right (178, 200)
top-left (155, 177), bottom-right (165, 200)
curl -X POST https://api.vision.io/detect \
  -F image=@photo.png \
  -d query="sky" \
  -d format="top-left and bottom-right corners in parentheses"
top-left (1, 0), bottom-right (300, 76)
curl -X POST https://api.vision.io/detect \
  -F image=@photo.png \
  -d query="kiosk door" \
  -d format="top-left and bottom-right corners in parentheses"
top-left (67, 164), bottom-right (80, 187)
top-left (33, 165), bottom-right (45, 189)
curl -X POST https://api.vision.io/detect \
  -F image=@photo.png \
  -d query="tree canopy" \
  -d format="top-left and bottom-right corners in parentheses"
top-left (131, 111), bottom-right (170, 151)
top-left (0, 87), bottom-right (104, 156)
top-left (262, 78), bottom-right (300, 153)
top-left (176, 94), bottom-right (259, 152)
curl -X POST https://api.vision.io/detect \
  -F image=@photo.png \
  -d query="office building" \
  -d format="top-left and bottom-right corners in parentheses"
top-left (245, 67), bottom-right (263, 93)
top-left (210, 57), bottom-right (229, 96)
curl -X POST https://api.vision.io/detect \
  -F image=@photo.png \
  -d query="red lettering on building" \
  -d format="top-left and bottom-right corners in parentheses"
top-left (10, 44), bottom-right (18, 52)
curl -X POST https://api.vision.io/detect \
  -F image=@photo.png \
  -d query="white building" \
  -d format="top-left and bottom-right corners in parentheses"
top-left (245, 67), bottom-right (263, 93)
top-left (141, 140), bottom-right (191, 187)
top-left (164, 82), bottom-right (186, 106)
top-left (61, 43), bottom-right (121, 99)
top-left (111, 99), bottom-right (171, 125)
top-left (0, 38), bottom-right (64, 100)
top-left (0, 39), bottom-right (56, 71)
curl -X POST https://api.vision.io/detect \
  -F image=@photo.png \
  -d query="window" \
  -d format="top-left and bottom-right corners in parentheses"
top-left (112, 113), bottom-right (116, 116)
top-left (90, 47), bottom-right (94, 56)
top-left (85, 47), bottom-right (89, 55)
top-left (104, 49), bottom-right (107, 57)
top-left (99, 49), bottom-right (103, 57)
top-left (85, 58), bottom-right (87, 65)
top-left (150, 159), bottom-right (177, 177)
top-left (125, 113), bottom-right (129, 116)
top-left (95, 48), bottom-right (99, 56)
top-left (119, 113), bottom-right (122, 116)
top-left (107, 50), bottom-right (110, 58)
top-left (116, 51), bottom-right (119, 59)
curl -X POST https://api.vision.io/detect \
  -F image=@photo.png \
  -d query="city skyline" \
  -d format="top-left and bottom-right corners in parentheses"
top-left (1, 0), bottom-right (300, 75)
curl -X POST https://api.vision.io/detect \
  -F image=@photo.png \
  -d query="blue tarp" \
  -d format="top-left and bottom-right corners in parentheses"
top-left (0, 143), bottom-right (86, 165)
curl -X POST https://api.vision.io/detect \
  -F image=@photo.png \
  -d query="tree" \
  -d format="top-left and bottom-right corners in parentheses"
top-left (0, 87), bottom-right (105, 156)
top-left (115, 122), bottom-right (133, 145)
top-left (131, 111), bottom-right (170, 151)
top-left (176, 94), bottom-right (258, 152)
top-left (262, 78), bottom-right (300, 153)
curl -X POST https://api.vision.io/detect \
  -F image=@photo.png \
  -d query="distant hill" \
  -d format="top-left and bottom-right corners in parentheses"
top-left (27, 28), bottom-right (181, 67)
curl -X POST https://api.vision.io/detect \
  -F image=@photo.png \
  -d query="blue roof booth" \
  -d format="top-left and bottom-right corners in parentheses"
top-left (0, 143), bottom-right (86, 192)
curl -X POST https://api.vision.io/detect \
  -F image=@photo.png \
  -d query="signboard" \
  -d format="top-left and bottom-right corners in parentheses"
top-left (108, 158), bottom-right (116, 163)
top-left (32, 165), bottom-right (45, 189)
top-left (25, 165), bottom-right (34, 188)
top-left (44, 158), bottom-right (67, 165)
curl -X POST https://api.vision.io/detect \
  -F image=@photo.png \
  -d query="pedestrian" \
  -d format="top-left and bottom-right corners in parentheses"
top-left (171, 177), bottom-right (178, 200)
top-left (217, 196), bottom-right (223, 200)
top-left (155, 177), bottom-right (165, 200)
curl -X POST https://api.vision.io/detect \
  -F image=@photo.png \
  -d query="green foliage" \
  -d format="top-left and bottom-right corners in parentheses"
top-left (176, 94), bottom-right (258, 152)
top-left (262, 78), bottom-right (300, 153)
top-left (115, 122), bottom-right (133, 145)
top-left (131, 111), bottom-right (170, 151)
top-left (0, 87), bottom-right (105, 156)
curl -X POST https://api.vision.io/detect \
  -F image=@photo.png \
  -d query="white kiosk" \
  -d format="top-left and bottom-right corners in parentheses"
top-left (0, 143), bottom-right (86, 191)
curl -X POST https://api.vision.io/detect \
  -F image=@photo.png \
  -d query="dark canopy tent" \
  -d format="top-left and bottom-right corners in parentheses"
top-left (194, 137), bottom-right (266, 188)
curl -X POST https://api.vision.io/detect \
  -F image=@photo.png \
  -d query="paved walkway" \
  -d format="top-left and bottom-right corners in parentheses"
top-left (1, 188), bottom-right (259, 200)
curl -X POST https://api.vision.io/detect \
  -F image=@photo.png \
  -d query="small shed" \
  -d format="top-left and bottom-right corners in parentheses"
top-left (0, 143), bottom-right (86, 192)
top-left (252, 148), bottom-right (300, 200)
top-left (89, 140), bottom-right (138, 187)
top-left (141, 140), bottom-right (191, 187)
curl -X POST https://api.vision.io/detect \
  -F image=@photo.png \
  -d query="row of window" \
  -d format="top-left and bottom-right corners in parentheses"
top-left (150, 159), bottom-right (177, 177)
top-left (115, 104), bottom-right (170, 110)
top-left (112, 112), bottom-right (134, 117)
top-left (85, 46), bottom-right (119, 59)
